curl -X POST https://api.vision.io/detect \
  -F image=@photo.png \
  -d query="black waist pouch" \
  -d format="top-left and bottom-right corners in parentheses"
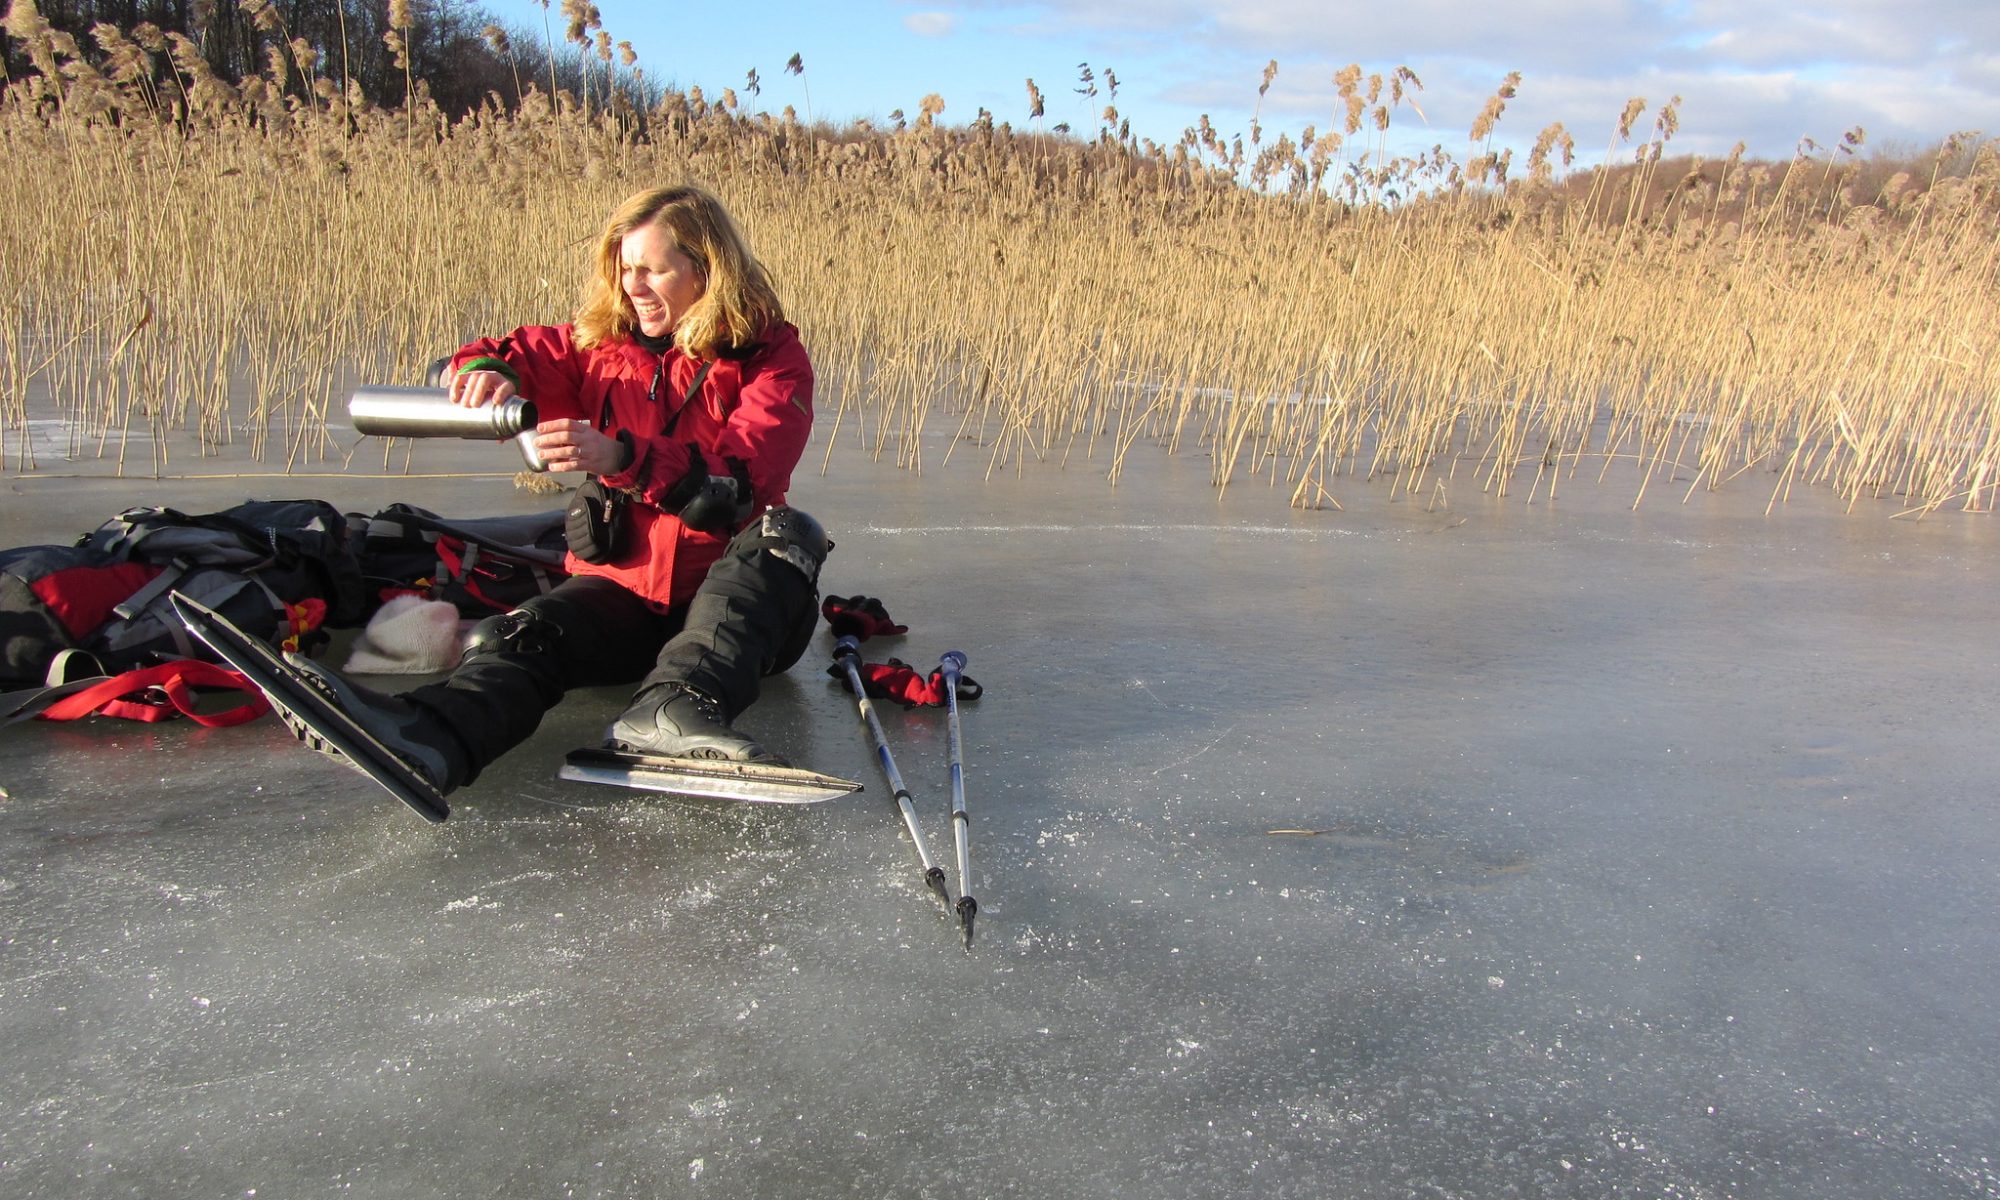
top-left (565, 358), bottom-right (708, 565)
top-left (565, 477), bottom-right (627, 564)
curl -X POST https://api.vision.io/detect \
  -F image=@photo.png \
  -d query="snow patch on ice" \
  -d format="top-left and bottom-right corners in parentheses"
top-left (861, 522), bottom-right (1352, 539)
top-left (486, 870), bottom-right (559, 887)
top-left (413, 989), bottom-right (552, 1024)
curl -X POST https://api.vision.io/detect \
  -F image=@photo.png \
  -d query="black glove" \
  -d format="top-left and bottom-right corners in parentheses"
top-left (661, 445), bottom-right (753, 531)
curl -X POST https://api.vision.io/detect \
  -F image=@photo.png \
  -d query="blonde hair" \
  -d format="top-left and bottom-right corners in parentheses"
top-left (573, 185), bottom-right (785, 357)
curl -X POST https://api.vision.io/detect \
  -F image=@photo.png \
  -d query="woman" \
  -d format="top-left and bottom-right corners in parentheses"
top-left (280, 184), bottom-right (829, 799)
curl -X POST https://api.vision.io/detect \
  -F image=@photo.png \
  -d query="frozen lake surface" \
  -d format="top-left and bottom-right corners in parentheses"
top-left (2, 424), bottom-right (1997, 1198)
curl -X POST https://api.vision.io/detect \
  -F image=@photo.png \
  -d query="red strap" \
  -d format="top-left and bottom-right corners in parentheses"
top-left (435, 536), bottom-right (467, 582)
top-left (37, 661), bottom-right (271, 727)
top-left (430, 536), bottom-right (507, 610)
top-left (462, 573), bottom-right (512, 612)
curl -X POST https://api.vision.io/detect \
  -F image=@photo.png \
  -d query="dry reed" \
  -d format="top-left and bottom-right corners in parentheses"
top-left (1, 14), bottom-right (1996, 517)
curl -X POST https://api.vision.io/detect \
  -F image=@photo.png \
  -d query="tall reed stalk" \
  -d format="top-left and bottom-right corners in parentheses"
top-left (1, 17), bottom-right (1995, 515)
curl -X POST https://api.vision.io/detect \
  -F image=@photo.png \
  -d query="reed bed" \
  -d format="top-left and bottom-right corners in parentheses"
top-left (2, 12), bottom-right (1996, 516)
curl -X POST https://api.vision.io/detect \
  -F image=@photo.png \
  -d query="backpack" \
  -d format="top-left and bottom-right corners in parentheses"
top-left (81, 498), bottom-right (366, 620)
top-left (0, 498), bottom-right (366, 689)
top-left (353, 503), bottom-right (569, 616)
top-left (0, 545), bottom-right (154, 686)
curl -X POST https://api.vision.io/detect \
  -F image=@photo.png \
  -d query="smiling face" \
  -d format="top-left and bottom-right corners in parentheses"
top-left (620, 221), bottom-right (704, 338)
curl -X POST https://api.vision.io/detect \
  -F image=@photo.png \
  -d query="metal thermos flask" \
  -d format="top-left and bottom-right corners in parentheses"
top-left (347, 386), bottom-right (548, 470)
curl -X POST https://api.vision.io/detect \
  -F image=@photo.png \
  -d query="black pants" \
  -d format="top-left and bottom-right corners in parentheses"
top-left (404, 517), bottom-right (820, 786)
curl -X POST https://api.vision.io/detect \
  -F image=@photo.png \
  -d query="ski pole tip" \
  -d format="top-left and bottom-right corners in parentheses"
top-left (957, 895), bottom-right (977, 950)
top-left (925, 865), bottom-right (952, 909)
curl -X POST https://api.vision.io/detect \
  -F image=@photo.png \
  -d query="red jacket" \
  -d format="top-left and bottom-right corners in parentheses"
top-left (452, 322), bottom-right (814, 609)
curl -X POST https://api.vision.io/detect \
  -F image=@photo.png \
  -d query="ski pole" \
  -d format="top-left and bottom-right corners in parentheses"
top-left (938, 650), bottom-right (977, 950)
top-left (833, 635), bottom-right (952, 913)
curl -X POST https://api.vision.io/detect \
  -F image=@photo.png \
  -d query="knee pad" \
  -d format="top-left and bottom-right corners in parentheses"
top-left (732, 506), bottom-right (831, 585)
top-left (460, 607), bottom-right (560, 662)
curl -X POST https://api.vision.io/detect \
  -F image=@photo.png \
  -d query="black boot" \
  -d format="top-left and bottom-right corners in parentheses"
top-left (606, 683), bottom-right (784, 764)
top-left (282, 653), bottom-right (467, 791)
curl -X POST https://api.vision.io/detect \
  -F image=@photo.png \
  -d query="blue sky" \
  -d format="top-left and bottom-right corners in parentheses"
top-left (550, 0), bottom-right (2000, 166)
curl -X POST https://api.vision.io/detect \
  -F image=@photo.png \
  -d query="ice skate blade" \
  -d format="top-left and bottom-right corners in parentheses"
top-left (170, 592), bottom-right (450, 824)
top-left (560, 748), bottom-right (863, 805)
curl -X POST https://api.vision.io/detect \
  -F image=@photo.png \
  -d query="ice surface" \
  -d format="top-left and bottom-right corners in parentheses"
top-left (2, 424), bottom-right (1997, 1198)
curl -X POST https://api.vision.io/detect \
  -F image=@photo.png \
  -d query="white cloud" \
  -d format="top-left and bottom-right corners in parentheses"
top-left (932, 0), bottom-right (2000, 156)
top-left (1958, 52), bottom-right (2000, 93)
top-left (905, 11), bottom-right (960, 36)
top-left (1686, 0), bottom-right (2000, 69)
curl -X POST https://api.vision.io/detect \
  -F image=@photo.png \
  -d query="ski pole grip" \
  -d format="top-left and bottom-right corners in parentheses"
top-left (833, 634), bottom-right (862, 664)
top-left (938, 650), bottom-right (967, 676)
